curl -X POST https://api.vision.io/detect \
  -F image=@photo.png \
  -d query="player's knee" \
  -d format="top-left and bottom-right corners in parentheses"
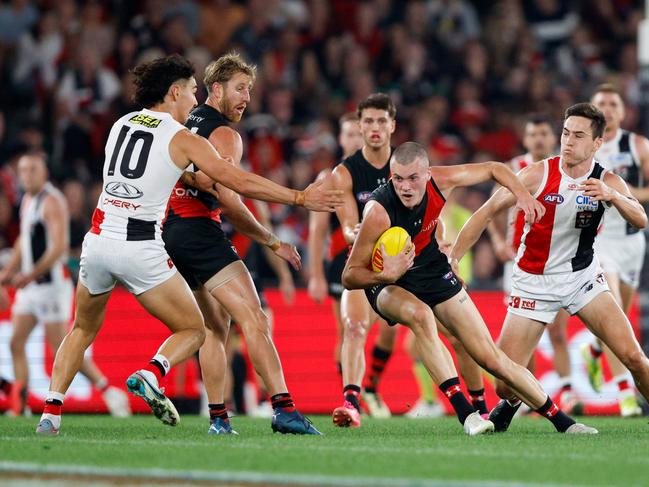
top-left (619, 349), bottom-right (648, 373)
top-left (191, 326), bottom-right (207, 349)
top-left (344, 318), bottom-right (369, 341)
top-left (9, 335), bottom-right (24, 355)
top-left (253, 308), bottom-right (272, 337)
top-left (408, 305), bottom-right (434, 334)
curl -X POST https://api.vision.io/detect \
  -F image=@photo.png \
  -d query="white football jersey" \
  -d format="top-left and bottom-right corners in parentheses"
top-left (516, 156), bottom-right (608, 274)
top-left (596, 129), bottom-right (642, 238)
top-left (19, 182), bottom-right (69, 284)
top-left (90, 109), bottom-right (185, 240)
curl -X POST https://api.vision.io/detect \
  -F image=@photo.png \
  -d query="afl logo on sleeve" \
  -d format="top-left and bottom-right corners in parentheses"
top-left (356, 191), bottom-right (373, 203)
top-left (104, 182), bottom-right (143, 199)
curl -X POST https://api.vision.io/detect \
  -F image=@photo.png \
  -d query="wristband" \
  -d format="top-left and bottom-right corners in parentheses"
top-left (294, 190), bottom-right (305, 207)
top-left (266, 233), bottom-right (281, 251)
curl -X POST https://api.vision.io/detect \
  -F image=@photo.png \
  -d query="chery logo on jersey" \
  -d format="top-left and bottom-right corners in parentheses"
top-left (543, 193), bottom-right (564, 205)
top-left (356, 191), bottom-right (373, 203)
top-left (102, 197), bottom-right (141, 211)
top-left (575, 195), bottom-right (599, 211)
top-left (105, 182), bottom-right (143, 199)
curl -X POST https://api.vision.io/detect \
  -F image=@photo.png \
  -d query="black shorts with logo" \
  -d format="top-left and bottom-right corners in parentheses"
top-left (163, 217), bottom-right (240, 290)
top-left (364, 271), bottom-right (463, 326)
top-left (326, 251), bottom-right (347, 299)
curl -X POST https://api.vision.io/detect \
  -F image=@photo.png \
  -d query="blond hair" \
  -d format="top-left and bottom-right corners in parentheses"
top-left (203, 52), bottom-right (256, 92)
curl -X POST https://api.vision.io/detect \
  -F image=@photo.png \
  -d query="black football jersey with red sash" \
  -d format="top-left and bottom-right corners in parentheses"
top-left (368, 177), bottom-right (452, 293)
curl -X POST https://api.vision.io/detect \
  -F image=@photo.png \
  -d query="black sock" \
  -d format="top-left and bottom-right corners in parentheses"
top-left (208, 403), bottom-right (228, 421)
top-left (468, 388), bottom-right (488, 416)
top-left (149, 358), bottom-right (167, 378)
top-left (271, 392), bottom-right (295, 411)
top-left (439, 377), bottom-right (474, 424)
top-left (362, 345), bottom-right (392, 393)
top-left (343, 384), bottom-right (362, 412)
top-left (45, 398), bottom-right (63, 406)
top-left (536, 396), bottom-right (575, 432)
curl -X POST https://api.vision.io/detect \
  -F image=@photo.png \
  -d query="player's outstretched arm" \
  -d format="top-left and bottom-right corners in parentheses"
top-left (450, 163), bottom-right (544, 266)
top-left (307, 170), bottom-right (332, 302)
top-left (581, 172), bottom-right (648, 229)
top-left (172, 130), bottom-right (343, 211)
top-left (432, 161), bottom-right (545, 224)
top-left (342, 201), bottom-right (413, 289)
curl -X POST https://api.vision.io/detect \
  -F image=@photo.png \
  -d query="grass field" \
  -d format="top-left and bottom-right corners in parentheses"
top-left (1, 415), bottom-right (648, 486)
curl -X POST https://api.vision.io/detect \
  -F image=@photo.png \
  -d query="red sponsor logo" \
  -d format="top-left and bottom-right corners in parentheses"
top-left (167, 258), bottom-right (174, 269)
top-left (103, 198), bottom-right (141, 211)
top-left (509, 296), bottom-right (536, 310)
top-left (521, 299), bottom-right (536, 310)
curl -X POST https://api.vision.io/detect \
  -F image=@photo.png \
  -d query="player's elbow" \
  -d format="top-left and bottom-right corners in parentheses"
top-left (341, 267), bottom-right (359, 290)
top-left (635, 212), bottom-right (648, 229)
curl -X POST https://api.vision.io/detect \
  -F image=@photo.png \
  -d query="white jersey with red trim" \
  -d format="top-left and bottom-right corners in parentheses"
top-left (90, 109), bottom-right (185, 241)
top-left (596, 129), bottom-right (643, 237)
top-left (506, 153), bottom-right (534, 252)
top-left (19, 182), bottom-right (69, 285)
top-left (515, 156), bottom-right (608, 275)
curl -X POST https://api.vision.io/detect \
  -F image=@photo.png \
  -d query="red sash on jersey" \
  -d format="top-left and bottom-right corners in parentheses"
top-left (166, 181), bottom-right (222, 223)
top-left (412, 179), bottom-right (445, 256)
top-left (517, 156), bottom-right (561, 274)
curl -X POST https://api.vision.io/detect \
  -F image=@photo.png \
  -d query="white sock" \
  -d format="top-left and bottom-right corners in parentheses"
top-left (151, 354), bottom-right (171, 375)
top-left (46, 391), bottom-right (65, 403)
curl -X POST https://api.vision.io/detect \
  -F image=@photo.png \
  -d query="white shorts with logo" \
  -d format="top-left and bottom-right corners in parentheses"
top-left (13, 279), bottom-right (73, 323)
top-left (503, 260), bottom-right (514, 294)
top-left (508, 260), bottom-right (609, 324)
top-left (80, 233), bottom-right (176, 296)
top-left (594, 232), bottom-right (645, 289)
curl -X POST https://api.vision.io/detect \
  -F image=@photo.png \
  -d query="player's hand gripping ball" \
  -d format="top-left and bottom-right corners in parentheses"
top-left (371, 226), bottom-right (411, 272)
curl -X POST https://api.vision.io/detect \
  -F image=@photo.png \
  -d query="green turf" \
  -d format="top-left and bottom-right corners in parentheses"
top-left (1, 415), bottom-right (648, 486)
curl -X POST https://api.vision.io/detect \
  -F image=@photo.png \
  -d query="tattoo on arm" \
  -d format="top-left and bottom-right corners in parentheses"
top-left (459, 295), bottom-right (468, 304)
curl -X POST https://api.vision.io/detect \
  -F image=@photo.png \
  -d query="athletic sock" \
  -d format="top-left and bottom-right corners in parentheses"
top-left (42, 391), bottom-right (65, 428)
top-left (468, 388), bottom-right (488, 416)
top-left (144, 354), bottom-right (170, 383)
top-left (413, 360), bottom-right (436, 404)
top-left (208, 403), bottom-right (228, 421)
top-left (11, 381), bottom-right (27, 415)
top-left (95, 377), bottom-right (109, 393)
top-left (439, 377), bottom-right (474, 424)
top-left (535, 396), bottom-right (575, 432)
top-left (362, 345), bottom-right (392, 393)
top-left (589, 343), bottom-right (602, 359)
top-left (271, 392), bottom-right (295, 412)
top-left (343, 384), bottom-right (362, 412)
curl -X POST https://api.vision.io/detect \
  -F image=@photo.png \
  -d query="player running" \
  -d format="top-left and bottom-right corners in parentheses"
top-left (35, 54), bottom-right (341, 435)
top-left (452, 102), bottom-right (649, 432)
top-left (487, 114), bottom-right (581, 412)
top-left (344, 140), bottom-right (597, 435)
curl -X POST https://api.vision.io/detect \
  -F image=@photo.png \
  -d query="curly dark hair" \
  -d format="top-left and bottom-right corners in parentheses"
top-left (131, 54), bottom-right (195, 108)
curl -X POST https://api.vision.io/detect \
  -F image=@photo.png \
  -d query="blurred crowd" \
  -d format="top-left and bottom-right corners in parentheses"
top-left (0, 0), bottom-right (645, 288)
